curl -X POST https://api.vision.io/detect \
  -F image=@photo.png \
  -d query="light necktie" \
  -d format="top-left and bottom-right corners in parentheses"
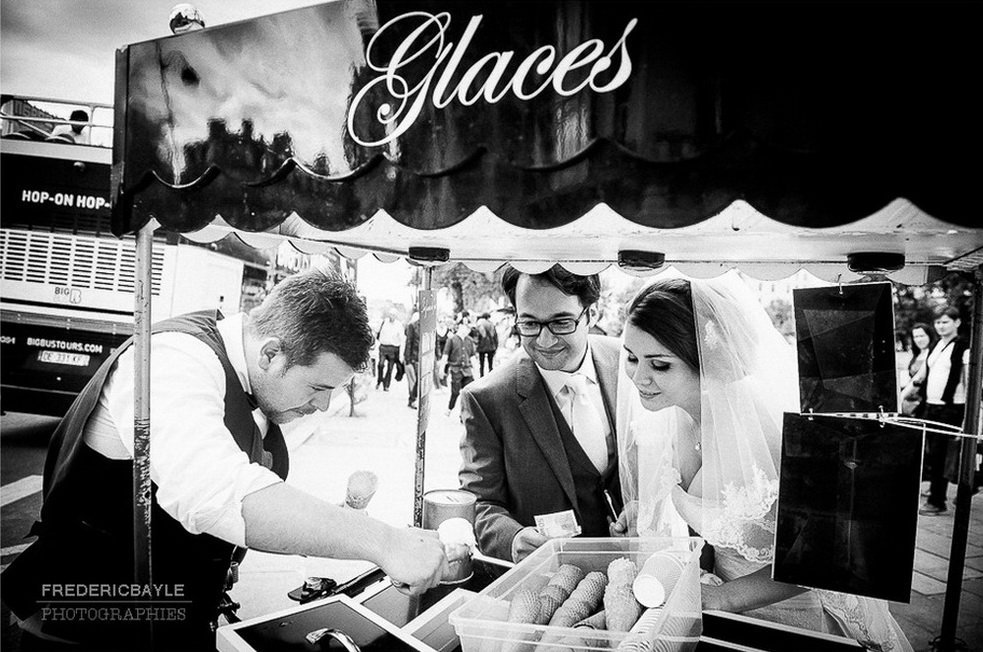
top-left (560, 374), bottom-right (609, 473)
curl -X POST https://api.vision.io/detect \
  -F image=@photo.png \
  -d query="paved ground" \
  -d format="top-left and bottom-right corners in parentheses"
top-left (2, 372), bottom-right (981, 650)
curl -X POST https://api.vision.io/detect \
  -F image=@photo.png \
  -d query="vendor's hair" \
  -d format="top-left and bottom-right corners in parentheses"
top-left (501, 264), bottom-right (600, 309)
top-left (249, 269), bottom-right (374, 371)
top-left (909, 322), bottom-right (937, 357)
top-left (627, 278), bottom-right (700, 372)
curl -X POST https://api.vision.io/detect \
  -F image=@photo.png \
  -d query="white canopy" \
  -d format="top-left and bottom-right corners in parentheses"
top-left (181, 198), bottom-right (982, 284)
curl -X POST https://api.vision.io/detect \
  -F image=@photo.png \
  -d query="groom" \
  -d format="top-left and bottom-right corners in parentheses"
top-left (458, 265), bottom-right (622, 562)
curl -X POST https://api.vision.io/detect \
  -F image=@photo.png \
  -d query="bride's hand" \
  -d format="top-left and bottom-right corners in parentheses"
top-left (701, 582), bottom-right (729, 611)
top-left (608, 500), bottom-right (638, 537)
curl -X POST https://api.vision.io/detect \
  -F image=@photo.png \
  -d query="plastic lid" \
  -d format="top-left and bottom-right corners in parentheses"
top-left (424, 489), bottom-right (477, 505)
top-left (632, 574), bottom-right (666, 608)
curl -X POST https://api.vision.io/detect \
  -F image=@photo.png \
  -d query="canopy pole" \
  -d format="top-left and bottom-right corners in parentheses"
top-left (412, 267), bottom-right (435, 528)
top-left (133, 222), bottom-right (154, 645)
top-left (939, 266), bottom-right (983, 651)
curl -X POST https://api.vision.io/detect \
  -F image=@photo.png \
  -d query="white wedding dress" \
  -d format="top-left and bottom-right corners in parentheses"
top-left (617, 274), bottom-right (913, 652)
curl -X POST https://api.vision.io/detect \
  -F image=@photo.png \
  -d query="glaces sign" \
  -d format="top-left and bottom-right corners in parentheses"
top-left (348, 11), bottom-right (638, 147)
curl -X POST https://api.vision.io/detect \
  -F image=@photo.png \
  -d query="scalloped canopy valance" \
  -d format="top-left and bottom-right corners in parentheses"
top-left (112, 0), bottom-right (982, 269)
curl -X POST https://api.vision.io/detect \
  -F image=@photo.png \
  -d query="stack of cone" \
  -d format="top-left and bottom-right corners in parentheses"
top-left (548, 571), bottom-right (608, 627)
top-left (507, 587), bottom-right (542, 624)
top-left (604, 558), bottom-right (643, 632)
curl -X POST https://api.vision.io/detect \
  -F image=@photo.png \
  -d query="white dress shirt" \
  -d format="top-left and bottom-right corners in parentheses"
top-left (82, 313), bottom-right (282, 547)
top-left (925, 339), bottom-right (969, 405)
top-left (538, 347), bottom-right (611, 471)
top-left (377, 318), bottom-right (405, 347)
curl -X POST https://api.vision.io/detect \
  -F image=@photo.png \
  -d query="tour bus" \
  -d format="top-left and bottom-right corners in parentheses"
top-left (0, 96), bottom-right (273, 416)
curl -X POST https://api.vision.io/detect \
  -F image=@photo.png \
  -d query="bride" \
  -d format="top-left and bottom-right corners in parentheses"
top-left (612, 273), bottom-right (912, 651)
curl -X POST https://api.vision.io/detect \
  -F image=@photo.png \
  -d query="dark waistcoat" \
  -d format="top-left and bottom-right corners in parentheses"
top-left (545, 391), bottom-right (621, 538)
top-left (1, 311), bottom-right (288, 651)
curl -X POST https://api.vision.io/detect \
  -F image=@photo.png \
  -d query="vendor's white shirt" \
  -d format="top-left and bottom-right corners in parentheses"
top-left (925, 339), bottom-right (969, 405)
top-left (82, 313), bottom-right (282, 547)
top-left (537, 346), bottom-right (611, 463)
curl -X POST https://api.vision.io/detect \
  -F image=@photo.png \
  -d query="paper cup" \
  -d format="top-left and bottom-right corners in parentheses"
top-left (441, 542), bottom-right (474, 584)
top-left (422, 489), bottom-right (476, 530)
top-left (632, 575), bottom-right (667, 608)
top-left (633, 551), bottom-right (685, 607)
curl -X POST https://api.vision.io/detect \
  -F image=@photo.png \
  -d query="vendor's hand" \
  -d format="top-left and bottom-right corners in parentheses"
top-left (382, 527), bottom-right (449, 596)
top-left (511, 526), bottom-right (549, 563)
top-left (609, 500), bottom-right (638, 537)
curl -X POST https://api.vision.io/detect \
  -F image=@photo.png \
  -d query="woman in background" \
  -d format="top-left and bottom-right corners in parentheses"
top-left (901, 322), bottom-right (936, 417)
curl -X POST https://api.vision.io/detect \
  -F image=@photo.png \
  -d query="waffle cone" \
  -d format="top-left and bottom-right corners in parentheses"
top-left (345, 470), bottom-right (378, 510)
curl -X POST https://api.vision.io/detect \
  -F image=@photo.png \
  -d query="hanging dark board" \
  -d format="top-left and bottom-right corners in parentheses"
top-left (774, 413), bottom-right (921, 602)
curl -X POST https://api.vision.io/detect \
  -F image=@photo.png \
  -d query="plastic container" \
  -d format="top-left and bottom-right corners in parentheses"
top-left (448, 537), bottom-right (704, 652)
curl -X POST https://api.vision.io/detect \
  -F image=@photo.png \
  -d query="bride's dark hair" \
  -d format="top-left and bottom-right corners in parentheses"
top-left (627, 278), bottom-right (699, 371)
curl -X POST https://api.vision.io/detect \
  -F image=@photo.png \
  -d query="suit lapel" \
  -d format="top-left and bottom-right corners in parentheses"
top-left (591, 338), bottom-right (619, 424)
top-left (516, 357), bottom-right (579, 509)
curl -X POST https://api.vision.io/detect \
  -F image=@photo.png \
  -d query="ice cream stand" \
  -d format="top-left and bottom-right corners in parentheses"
top-left (110, 1), bottom-right (983, 650)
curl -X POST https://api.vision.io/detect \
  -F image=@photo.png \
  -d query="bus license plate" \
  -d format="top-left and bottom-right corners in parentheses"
top-left (38, 350), bottom-right (90, 367)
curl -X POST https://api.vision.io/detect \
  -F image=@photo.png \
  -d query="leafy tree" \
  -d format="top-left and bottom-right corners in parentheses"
top-left (429, 263), bottom-right (506, 315)
top-left (596, 277), bottom-right (646, 337)
top-left (894, 271), bottom-right (975, 349)
top-left (764, 297), bottom-right (795, 341)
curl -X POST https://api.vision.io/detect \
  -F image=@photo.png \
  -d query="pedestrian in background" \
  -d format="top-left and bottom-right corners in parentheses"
top-left (404, 311), bottom-right (420, 409)
top-left (901, 322), bottom-right (936, 418)
top-left (476, 312), bottom-right (499, 377)
top-left (434, 317), bottom-right (450, 389)
top-left (443, 320), bottom-right (475, 416)
top-left (902, 306), bottom-right (970, 515)
top-left (376, 310), bottom-right (404, 391)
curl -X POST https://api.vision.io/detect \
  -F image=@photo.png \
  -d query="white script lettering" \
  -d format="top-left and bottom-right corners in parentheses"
top-left (347, 12), bottom-right (637, 147)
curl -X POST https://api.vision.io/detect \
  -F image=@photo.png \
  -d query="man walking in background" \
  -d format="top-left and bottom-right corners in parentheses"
top-left (903, 305), bottom-right (970, 515)
top-left (404, 311), bottom-right (420, 409)
top-left (376, 310), bottom-right (404, 392)
top-left (476, 312), bottom-right (499, 377)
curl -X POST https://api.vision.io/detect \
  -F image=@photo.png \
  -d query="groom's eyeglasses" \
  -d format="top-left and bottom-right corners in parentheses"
top-left (515, 307), bottom-right (589, 337)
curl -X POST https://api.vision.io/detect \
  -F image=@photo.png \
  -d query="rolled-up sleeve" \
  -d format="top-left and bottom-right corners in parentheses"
top-left (107, 333), bottom-right (282, 547)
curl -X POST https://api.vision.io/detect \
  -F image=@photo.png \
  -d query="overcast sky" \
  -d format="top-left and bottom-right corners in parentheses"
top-left (0, 1), bottom-right (323, 104)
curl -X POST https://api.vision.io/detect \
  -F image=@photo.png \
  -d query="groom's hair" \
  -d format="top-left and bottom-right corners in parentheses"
top-left (627, 278), bottom-right (699, 372)
top-left (501, 264), bottom-right (600, 309)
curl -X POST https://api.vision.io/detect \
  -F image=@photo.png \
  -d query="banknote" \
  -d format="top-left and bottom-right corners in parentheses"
top-left (535, 509), bottom-right (582, 538)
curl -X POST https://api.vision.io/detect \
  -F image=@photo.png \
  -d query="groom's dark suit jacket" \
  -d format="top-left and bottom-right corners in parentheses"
top-left (459, 335), bottom-right (622, 560)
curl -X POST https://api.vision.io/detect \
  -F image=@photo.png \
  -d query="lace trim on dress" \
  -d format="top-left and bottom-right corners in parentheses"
top-left (702, 465), bottom-right (779, 563)
top-left (817, 591), bottom-right (902, 652)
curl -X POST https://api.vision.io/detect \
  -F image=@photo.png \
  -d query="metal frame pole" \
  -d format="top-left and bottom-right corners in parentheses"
top-left (412, 267), bottom-right (435, 528)
top-left (133, 222), bottom-right (154, 643)
top-left (939, 266), bottom-right (983, 651)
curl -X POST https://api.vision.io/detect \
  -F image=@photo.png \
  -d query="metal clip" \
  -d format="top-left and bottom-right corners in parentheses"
top-left (306, 628), bottom-right (361, 651)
